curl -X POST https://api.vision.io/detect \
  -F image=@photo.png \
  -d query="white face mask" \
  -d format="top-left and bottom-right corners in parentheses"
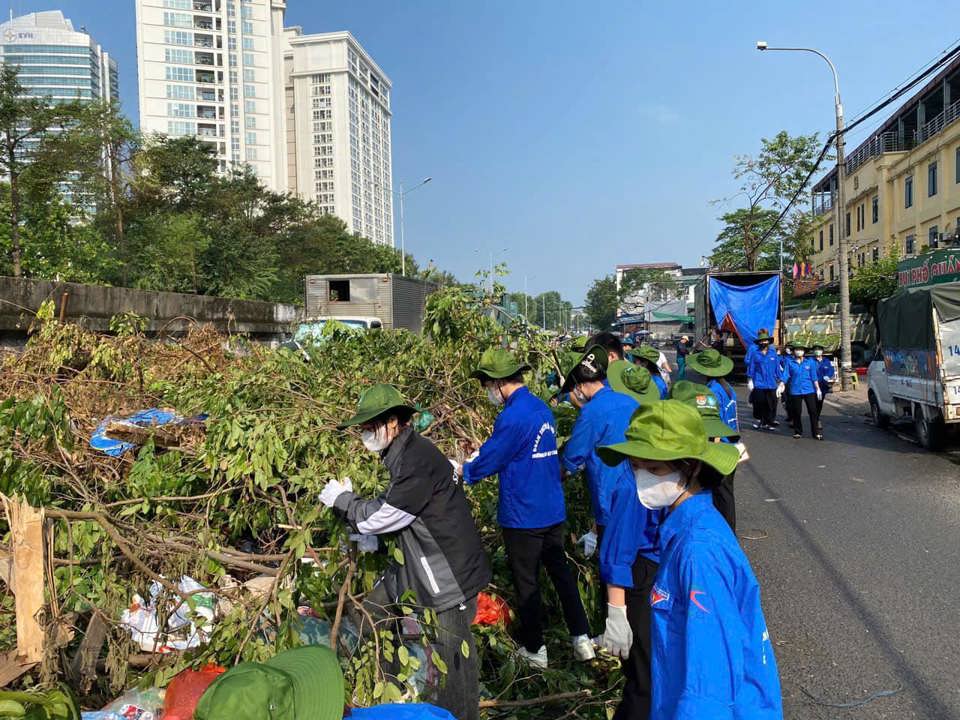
top-left (634, 467), bottom-right (687, 509)
top-left (361, 426), bottom-right (391, 452)
top-left (815, 351), bottom-right (823, 358)
top-left (572, 386), bottom-right (588, 405)
top-left (794, 350), bottom-right (805, 359)
top-left (486, 385), bottom-right (503, 406)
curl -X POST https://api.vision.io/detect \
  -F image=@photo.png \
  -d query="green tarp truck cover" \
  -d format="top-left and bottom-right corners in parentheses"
top-left (877, 282), bottom-right (960, 351)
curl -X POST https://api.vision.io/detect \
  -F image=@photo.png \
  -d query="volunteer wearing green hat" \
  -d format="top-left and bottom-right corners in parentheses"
top-left (462, 348), bottom-right (592, 669)
top-left (686, 348), bottom-right (739, 436)
top-left (628, 345), bottom-right (669, 399)
top-left (598, 401), bottom-right (783, 719)
top-left (746, 329), bottom-right (783, 430)
top-left (669, 380), bottom-right (741, 530)
top-left (321, 384), bottom-right (491, 720)
top-left (195, 646), bottom-right (343, 720)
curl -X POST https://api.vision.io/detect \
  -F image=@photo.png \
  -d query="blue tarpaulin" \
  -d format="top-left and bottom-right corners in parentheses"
top-left (708, 276), bottom-right (780, 346)
top-left (347, 704), bottom-right (456, 719)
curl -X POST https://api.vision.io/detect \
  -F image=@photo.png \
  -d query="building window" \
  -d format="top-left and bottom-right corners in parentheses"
top-left (819, 229), bottom-right (824, 252)
top-left (165, 48), bottom-right (193, 64)
top-left (829, 265), bottom-right (835, 281)
top-left (246, 131), bottom-right (257, 145)
top-left (245, 148), bottom-right (257, 161)
top-left (164, 30), bottom-right (193, 46)
top-left (242, 38), bottom-right (254, 50)
top-left (829, 224), bottom-right (834, 246)
top-left (243, 84), bottom-right (255, 98)
top-left (167, 102), bottom-right (194, 118)
top-left (845, 212), bottom-right (851, 236)
top-left (905, 175), bottom-right (913, 207)
top-left (241, 21), bottom-right (254, 34)
top-left (164, 0), bottom-right (192, 8)
top-left (244, 100), bottom-right (256, 113)
top-left (163, 12), bottom-right (193, 28)
top-left (872, 248), bottom-right (879, 262)
top-left (929, 225), bottom-right (939, 248)
top-left (243, 52), bottom-right (255, 66)
top-left (245, 116), bottom-right (256, 128)
top-left (166, 84), bottom-right (194, 99)
top-left (906, 234), bottom-right (915, 255)
top-left (929, 161), bottom-right (938, 197)
top-left (167, 121), bottom-right (195, 136)
top-left (243, 68), bottom-right (255, 82)
top-left (872, 196), bottom-right (879, 224)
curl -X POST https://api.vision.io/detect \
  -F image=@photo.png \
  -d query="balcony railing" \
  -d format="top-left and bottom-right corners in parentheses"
top-left (844, 131), bottom-right (908, 175)
top-left (916, 98), bottom-right (960, 146)
top-left (812, 192), bottom-right (834, 218)
top-left (193, 1), bottom-right (213, 11)
top-left (194, 35), bottom-right (214, 48)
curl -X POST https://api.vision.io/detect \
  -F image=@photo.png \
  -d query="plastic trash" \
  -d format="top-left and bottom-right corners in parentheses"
top-left (472, 592), bottom-right (510, 626)
top-left (162, 664), bottom-right (226, 720)
top-left (119, 575), bottom-right (216, 652)
top-left (90, 408), bottom-right (207, 457)
top-left (83, 686), bottom-right (165, 720)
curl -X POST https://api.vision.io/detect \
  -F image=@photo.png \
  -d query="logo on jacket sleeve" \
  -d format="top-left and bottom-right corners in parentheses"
top-left (650, 585), bottom-right (670, 607)
top-left (531, 422), bottom-right (559, 459)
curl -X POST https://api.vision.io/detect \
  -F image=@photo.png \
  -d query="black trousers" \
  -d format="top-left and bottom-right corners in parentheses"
top-left (816, 394), bottom-right (828, 428)
top-left (751, 389), bottom-right (777, 426)
top-left (613, 554), bottom-right (659, 720)
top-left (784, 392), bottom-right (795, 423)
top-left (711, 469), bottom-right (737, 532)
top-left (502, 523), bottom-right (591, 652)
top-left (789, 393), bottom-right (820, 436)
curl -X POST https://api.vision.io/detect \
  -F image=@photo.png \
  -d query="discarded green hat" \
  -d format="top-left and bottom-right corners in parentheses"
top-left (754, 330), bottom-right (773, 344)
top-left (629, 345), bottom-right (661, 365)
top-left (669, 381), bottom-right (737, 439)
top-left (470, 347), bottom-right (531, 381)
top-left (608, 359), bottom-right (660, 403)
top-left (686, 348), bottom-right (734, 378)
top-left (598, 400), bottom-right (739, 476)
top-left (194, 646), bottom-right (344, 720)
top-left (560, 345), bottom-right (609, 393)
top-left (338, 384), bottom-right (416, 429)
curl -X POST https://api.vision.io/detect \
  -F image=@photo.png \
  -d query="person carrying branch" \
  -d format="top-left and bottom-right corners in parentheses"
top-left (319, 384), bottom-right (491, 720)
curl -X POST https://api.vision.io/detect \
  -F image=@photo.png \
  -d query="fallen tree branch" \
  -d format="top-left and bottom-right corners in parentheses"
top-left (479, 689), bottom-right (592, 709)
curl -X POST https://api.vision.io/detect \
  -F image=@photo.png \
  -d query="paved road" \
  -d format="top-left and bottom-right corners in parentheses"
top-left (734, 389), bottom-right (960, 718)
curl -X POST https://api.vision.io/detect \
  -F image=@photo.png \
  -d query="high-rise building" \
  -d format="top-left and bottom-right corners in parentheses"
top-left (0, 11), bottom-right (118, 104)
top-left (135, 0), bottom-right (288, 191)
top-left (282, 30), bottom-right (393, 245)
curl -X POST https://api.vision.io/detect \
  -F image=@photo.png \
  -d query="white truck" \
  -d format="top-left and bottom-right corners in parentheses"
top-left (868, 281), bottom-right (960, 449)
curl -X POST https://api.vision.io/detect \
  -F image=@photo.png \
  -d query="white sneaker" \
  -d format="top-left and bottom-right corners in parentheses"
top-left (518, 644), bottom-right (548, 668)
top-left (571, 634), bottom-right (596, 661)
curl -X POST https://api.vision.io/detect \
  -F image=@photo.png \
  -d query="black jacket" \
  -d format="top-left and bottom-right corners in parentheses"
top-left (334, 427), bottom-right (492, 612)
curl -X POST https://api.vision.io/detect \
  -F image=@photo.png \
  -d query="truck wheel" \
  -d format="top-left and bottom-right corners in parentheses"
top-left (869, 392), bottom-right (889, 429)
top-left (914, 407), bottom-right (944, 450)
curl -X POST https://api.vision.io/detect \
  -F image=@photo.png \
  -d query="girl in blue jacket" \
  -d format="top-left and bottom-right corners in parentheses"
top-left (781, 345), bottom-right (823, 440)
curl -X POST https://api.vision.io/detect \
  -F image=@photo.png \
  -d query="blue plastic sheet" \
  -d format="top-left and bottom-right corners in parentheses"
top-left (90, 408), bottom-right (191, 457)
top-left (347, 704), bottom-right (456, 719)
top-left (708, 276), bottom-right (780, 346)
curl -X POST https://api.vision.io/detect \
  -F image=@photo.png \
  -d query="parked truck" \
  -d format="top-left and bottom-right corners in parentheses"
top-left (303, 273), bottom-right (437, 333)
top-left (694, 270), bottom-right (783, 375)
top-left (868, 281), bottom-right (960, 449)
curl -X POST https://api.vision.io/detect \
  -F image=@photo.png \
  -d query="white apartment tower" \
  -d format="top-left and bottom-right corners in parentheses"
top-left (135, 0), bottom-right (288, 191)
top-left (283, 31), bottom-right (393, 245)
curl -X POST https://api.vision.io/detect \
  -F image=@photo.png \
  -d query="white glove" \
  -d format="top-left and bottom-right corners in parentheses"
top-left (465, 449), bottom-right (480, 464)
top-left (776, 383), bottom-right (785, 399)
top-left (816, 389), bottom-right (823, 401)
top-left (577, 531), bottom-right (598, 558)
top-left (349, 533), bottom-right (378, 553)
top-left (319, 477), bottom-right (353, 508)
top-left (600, 604), bottom-right (632, 659)
top-left (747, 379), bottom-right (754, 392)
top-left (448, 457), bottom-right (462, 475)
top-left (735, 441), bottom-right (750, 464)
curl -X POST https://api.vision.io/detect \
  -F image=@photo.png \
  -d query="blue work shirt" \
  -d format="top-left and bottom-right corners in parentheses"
top-left (651, 492), bottom-right (783, 720)
top-left (706, 378), bottom-right (739, 433)
top-left (561, 384), bottom-right (638, 527)
top-left (782, 357), bottom-right (819, 396)
top-left (462, 386), bottom-right (566, 529)
top-left (599, 473), bottom-right (663, 585)
top-left (748, 348), bottom-right (782, 390)
top-left (815, 357), bottom-right (835, 395)
top-left (652, 374), bottom-right (669, 399)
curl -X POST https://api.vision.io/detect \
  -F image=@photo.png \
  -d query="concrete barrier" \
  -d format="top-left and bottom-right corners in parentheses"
top-left (0, 276), bottom-right (299, 337)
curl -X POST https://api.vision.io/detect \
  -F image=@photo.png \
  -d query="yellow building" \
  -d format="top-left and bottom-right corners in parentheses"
top-left (810, 59), bottom-right (960, 281)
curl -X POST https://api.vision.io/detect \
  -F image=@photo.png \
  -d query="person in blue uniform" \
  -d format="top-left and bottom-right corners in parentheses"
top-left (781, 344), bottom-right (822, 440)
top-left (463, 348), bottom-right (593, 668)
top-left (686, 348), bottom-right (738, 434)
top-left (813, 344), bottom-right (836, 430)
top-left (598, 401), bottom-right (783, 720)
top-left (747, 330), bottom-right (782, 430)
top-left (780, 343), bottom-right (796, 428)
top-left (628, 345), bottom-right (669, 398)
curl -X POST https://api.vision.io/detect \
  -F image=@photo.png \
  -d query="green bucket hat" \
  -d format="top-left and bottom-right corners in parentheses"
top-left (598, 400), bottom-right (739, 476)
top-left (629, 344), bottom-right (661, 366)
top-left (686, 348), bottom-right (734, 378)
top-left (608, 360), bottom-right (660, 403)
top-left (754, 330), bottom-right (773, 344)
top-left (194, 646), bottom-right (344, 720)
top-left (560, 344), bottom-right (609, 393)
top-left (337, 384), bottom-right (416, 429)
top-left (470, 347), bottom-right (531, 381)
top-left (669, 381), bottom-right (737, 439)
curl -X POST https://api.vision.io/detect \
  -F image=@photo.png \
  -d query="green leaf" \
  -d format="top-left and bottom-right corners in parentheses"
top-left (432, 653), bottom-right (448, 675)
top-left (392, 546), bottom-right (404, 565)
top-left (460, 640), bottom-right (470, 659)
top-left (397, 645), bottom-right (409, 666)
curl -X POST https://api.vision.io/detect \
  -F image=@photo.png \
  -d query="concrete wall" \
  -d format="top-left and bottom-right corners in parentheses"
top-left (0, 276), bottom-right (298, 337)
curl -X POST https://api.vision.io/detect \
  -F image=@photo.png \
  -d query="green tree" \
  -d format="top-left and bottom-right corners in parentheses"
top-left (585, 275), bottom-right (618, 331)
top-left (0, 66), bottom-right (83, 275)
top-left (127, 212), bottom-right (211, 293)
top-left (850, 252), bottom-right (899, 315)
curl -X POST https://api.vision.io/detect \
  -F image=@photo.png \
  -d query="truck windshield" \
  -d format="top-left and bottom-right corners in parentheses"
top-left (295, 319), bottom-right (367, 341)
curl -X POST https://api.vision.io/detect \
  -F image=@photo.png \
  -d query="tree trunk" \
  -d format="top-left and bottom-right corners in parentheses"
top-left (108, 142), bottom-right (127, 285)
top-left (8, 144), bottom-right (21, 277)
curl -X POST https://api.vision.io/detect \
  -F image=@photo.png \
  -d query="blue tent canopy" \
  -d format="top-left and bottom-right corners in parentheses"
top-left (708, 276), bottom-right (780, 346)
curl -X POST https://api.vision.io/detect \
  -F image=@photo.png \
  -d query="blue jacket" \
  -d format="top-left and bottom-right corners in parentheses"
top-left (651, 492), bottom-right (783, 719)
top-left (748, 348), bottom-right (782, 390)
top-left (706, 378), bottom-right (738, 432)
top-left (653, 375), bottom-right (669, 399)
top-left (782, 357), bottom-right (819, 396)
top-left (463, 386), bottom-right (566, 529)
top-left (815, 357), bottom-right (835, 394)
top-left (561, 384), bottom-right (638, 527)
top-left (600, 473), bottom-right (663, 585)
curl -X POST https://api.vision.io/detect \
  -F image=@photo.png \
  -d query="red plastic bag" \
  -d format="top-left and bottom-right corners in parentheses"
top-left (163, 663), bottom-right (226, 720)
top-left (472, 592), bottom-right (510, 626)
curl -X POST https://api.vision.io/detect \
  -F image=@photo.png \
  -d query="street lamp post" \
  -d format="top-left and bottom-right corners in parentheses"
top-left (757, 42), bottom-right (852, 391)
top-left (396, 177), bottom-right (432, 277)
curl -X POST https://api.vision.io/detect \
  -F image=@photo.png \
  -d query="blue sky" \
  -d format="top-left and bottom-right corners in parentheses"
top-left (8, 0), bottom-right (960, 303)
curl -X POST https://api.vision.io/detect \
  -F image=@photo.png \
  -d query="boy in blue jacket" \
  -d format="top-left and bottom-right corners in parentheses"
top-left (463, 348), bottom-right (593, 668)
top-left (598, 402), bottom-right (783, 720)
top-left (813, 344), bottom-right (836, 431)
top-left (782, 345), bottom-right (823, 440)
top-left (747, 330), bottom-right (782, 431)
